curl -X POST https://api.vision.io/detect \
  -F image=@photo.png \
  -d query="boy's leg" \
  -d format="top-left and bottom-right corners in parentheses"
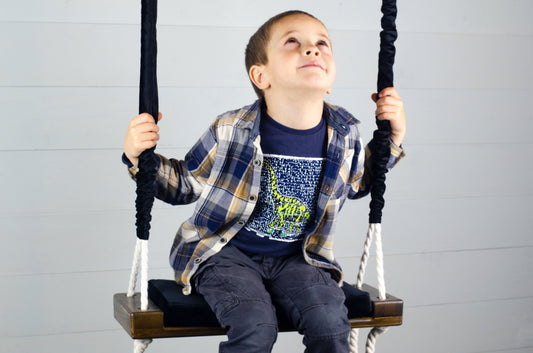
top-left (268, 254), bottom-right (350, 353)
top-left (193, 245), bottom-right (278, 353)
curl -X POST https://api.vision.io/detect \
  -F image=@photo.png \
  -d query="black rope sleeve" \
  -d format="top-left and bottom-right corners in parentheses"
top-left (369, 0), bottom-right (398, 224)
top-left (135, 0), bottom-right (159, 240)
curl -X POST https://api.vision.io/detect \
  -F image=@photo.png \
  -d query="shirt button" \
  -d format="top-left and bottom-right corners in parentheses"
top-left (219, 238), bottom-right (227, 243)
top-left (182, 286), bottom-right (192, 295)
top-left (238, 221), bottom-right (245, 226)
top-left (193, 257), bottom-right (203, 264)
top-left (253, 160), bottom-right (262, 167)
top-left (249, 195), bottom-right (256, 201)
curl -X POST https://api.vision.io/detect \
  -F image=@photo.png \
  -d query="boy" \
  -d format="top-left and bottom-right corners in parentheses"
top-left (123, 10), bottom-right (405, 353)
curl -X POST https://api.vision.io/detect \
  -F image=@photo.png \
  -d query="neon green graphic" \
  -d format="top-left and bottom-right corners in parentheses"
top-left (264, 162), bottom-right (310, 236)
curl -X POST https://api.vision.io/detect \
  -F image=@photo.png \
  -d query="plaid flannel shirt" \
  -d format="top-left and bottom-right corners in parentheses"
top-left (127, 99), bottom-right (404, 295)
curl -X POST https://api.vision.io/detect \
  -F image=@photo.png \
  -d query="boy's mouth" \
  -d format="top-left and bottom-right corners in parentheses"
top-left (299, 61), bottom-right (325, 70)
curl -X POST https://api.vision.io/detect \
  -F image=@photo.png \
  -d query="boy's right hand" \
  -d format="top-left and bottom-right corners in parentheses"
top-left (123, 112), bottom-right (162, 167)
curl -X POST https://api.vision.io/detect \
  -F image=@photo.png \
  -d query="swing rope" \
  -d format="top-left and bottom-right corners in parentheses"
top-left (126, 0), bottom-right (158, 350)
top-left (125, 1), bottom-right (398, 353)
top-left (134, 338), bottom-right (153, 353)
top-left (349, 0), bottom-right (398, 352)
top-left (135, 0), bottom-right (159, 243)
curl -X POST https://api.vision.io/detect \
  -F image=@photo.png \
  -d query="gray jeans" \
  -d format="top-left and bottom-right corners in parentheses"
top-left (193, 244), bottom-right (350, 353)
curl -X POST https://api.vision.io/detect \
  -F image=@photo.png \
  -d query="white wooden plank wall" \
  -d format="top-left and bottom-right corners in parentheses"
top-left (1, 1), bottom-right (532, 352)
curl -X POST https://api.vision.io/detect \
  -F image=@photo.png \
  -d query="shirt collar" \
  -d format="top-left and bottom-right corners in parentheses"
top-left (248, 98), bottom-right (359, 139)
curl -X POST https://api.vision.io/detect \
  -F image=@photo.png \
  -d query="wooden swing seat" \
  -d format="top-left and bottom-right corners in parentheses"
top-left (114, 280), bottom-right (403, 339)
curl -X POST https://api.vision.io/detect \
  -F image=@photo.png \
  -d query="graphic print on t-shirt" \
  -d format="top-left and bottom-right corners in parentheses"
top-left (244, 154), bottom-right (323, 242)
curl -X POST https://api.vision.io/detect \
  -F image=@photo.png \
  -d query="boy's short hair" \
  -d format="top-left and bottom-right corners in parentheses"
top-left (245, 10), bottom-right (322, 98)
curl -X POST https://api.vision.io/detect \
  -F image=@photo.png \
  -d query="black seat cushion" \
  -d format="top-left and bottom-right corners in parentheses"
top-left (148, 279), bottom-right (373, 330)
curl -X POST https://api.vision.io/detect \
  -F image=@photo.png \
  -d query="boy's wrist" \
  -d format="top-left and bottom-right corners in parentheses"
top-left (122, 153), bottom-right (140, 169)
top-left (123, 153), bottom-right (139, 168)
top-left (389, 131), bottom-right (405, 147)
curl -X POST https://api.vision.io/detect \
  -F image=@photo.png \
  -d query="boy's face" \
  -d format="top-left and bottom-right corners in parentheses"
top-left (253, 14), bottom-right (336, 98)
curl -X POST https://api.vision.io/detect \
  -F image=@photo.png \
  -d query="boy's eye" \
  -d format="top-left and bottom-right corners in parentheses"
top-left (285, 37), bottom-right (298, 44)
top-left (317, 40), bottom-right (329, 47)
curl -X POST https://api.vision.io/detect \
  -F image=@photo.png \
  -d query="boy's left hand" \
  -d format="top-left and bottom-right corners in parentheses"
top-left (372, 87), bottom-right (406, 146)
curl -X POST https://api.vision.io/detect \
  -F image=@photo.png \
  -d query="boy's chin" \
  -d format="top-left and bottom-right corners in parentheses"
top-left (265, 85), bottom-right (332, 101)
top-left (296, 86), bottom-right (331, 98)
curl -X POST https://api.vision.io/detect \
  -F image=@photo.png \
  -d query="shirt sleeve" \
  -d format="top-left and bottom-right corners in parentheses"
top-left (120, 124), bottom-right (218, 205)
top-left (153, 125), bottom-right (218, 205)
top-left (387, 139), bottom-right (406, 169)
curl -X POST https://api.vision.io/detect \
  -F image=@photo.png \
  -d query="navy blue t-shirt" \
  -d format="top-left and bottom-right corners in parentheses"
top-left (230, 110), bottom-right (327, 256)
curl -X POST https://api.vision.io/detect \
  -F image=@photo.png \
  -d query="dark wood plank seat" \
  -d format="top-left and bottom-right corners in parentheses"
top-left (114, 283), bottom-right (403, 340)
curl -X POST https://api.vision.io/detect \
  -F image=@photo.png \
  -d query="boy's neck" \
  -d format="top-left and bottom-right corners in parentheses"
top-left (264, 92), bottom-right (325, 130)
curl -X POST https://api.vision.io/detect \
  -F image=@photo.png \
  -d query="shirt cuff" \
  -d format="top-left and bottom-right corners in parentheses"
top-left (122, 153), bottom-right (134, 168)
top-left (389, 138), bottom-right (406, 159)
top-left (386, 138), bottom-right (406, 170)
top-left (121, 153), bottom-right (139, 177)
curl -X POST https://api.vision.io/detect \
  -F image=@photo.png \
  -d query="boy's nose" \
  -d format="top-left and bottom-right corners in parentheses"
top-left (305, 48), bottom-right (320, 56)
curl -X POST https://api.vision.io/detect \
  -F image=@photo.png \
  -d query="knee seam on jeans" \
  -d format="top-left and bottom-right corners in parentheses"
top-left (219, 297), bottom-right (273, 318)
top-left (219, 298), bottom-right (278, 328)
top-left (304, 329), bottom-right (351, 342)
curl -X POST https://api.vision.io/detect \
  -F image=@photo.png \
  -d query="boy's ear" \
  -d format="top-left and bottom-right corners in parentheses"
top-left (249, 65), bottom-right (270, 90)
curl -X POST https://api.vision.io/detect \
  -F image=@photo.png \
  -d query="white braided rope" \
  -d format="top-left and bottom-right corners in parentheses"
top-left (353, 223), bottom-right (388, 353)
top-left (127, 239), bottom-right (151, 353)
top-left (356, 224), bottom-right (374, 289)
top-left (140, 239), bottom-right (149, 310)
top-left (373, 224), bottom-right (386, 300)
top-left (365, 327), bottom-right (388, 353)
top-left (134, 339), bottom-right (153, 353)
top-left (126, 238), bottom-right (150, 310)
top-left (349, 328), bottom-right (359, 353)
top-left (356, 224), bottom-right (386, 298)
top-left (127, 238), bottom-right (142, 297)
